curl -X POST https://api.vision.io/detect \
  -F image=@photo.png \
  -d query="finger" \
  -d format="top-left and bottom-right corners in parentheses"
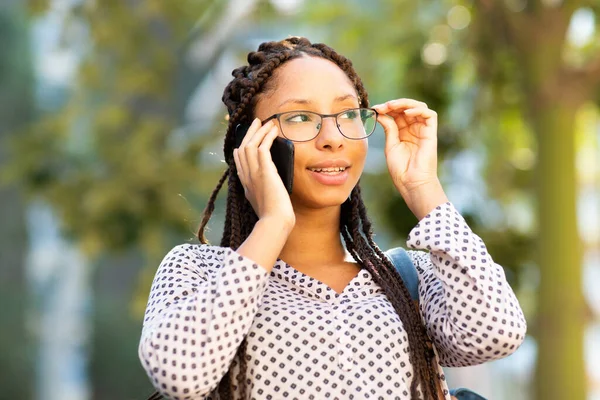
top-left (403, 108), bottom-right (438, 129)
top-left (237, 139), bottom-right (253, 185)
top-left (239, 118), bottom-right (262, 149)
top-left (257, 125), bottom-right (281, 169)
top-left (243, 120), bottom-right (275, 175)
top-left (403, 107), bottom-right (437, 119)
top-left (372, 98), bottom-right (428, 115)
top-left (377, 113), bottom-right (401, 148)
top-left (387, 98), bottom-right (428, 109)
top-left (233, 148), bottom-right (248, 187)
top-left (393, 111), bottom-right (410, 131)
top-left (244, 119), bottom-right (275, 150)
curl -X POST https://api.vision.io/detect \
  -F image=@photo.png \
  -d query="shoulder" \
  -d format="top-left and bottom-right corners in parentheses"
top-left (159, 243), bottom-right (233, 272)
top-left (162, 242), bottom-right (220, 259)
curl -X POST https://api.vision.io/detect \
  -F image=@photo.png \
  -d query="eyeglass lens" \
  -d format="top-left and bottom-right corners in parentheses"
top-left (278, 108), bottom-right (376, 142)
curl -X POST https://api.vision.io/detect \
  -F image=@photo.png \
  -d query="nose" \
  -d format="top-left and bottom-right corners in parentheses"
top-left (315, 116), bottom-right (344, 150)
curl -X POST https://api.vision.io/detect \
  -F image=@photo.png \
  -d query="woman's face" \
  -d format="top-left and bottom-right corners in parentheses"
top-left (253, 56), bottom-right (368, 210)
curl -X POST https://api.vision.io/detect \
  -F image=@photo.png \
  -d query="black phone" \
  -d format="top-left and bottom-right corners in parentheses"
top-left (234, 123), bottom-right (294, 194)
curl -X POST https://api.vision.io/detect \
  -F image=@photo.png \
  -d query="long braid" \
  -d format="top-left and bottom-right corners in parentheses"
top-left (193, 37), bottom-right (441, 400)
top-left (224, 169), bottom-right (244, 249)
top-left (354, 185), bottom-right (440, 397)
top-left (343, 185), bottom-right (438, 399)
top-left (198, 168), bottom-right (230, 244)
top-left (219, 164), bottom-right (238, 246)
top-left (340, 199), bottom-right (357, 257)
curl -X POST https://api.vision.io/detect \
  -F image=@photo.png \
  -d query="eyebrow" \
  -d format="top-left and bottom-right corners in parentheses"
top-left (277, 94), bottom-right (358, 108)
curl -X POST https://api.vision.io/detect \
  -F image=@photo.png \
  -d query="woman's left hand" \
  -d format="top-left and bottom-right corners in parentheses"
top-left (372, 98), bottom-right (439, 196)
top-left (373, 99), bottom-right (448, 219)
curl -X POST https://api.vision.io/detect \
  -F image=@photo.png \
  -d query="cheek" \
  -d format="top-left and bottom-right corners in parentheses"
top-left (351, 141), bottom-right (368, 172)
top-left (291, 148), bottom-right (305, 171)
top-left (291, 151), bottom-right (308, 187)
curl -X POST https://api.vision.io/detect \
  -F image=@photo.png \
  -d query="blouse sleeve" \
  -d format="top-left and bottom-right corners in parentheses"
top-left (405, 202), bottom-right (527, 367)
top-left (138, 244), bottom-right (271, 399)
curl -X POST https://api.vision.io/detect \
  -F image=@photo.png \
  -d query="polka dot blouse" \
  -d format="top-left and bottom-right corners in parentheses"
top-left (139, 202), bottom-right (526, 399)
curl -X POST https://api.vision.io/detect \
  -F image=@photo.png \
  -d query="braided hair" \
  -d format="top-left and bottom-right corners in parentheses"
top-left (198, 37), bottom-right (440, 400)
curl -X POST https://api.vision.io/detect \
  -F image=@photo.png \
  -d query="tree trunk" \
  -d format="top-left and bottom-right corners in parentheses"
top-left (497, 5), bottom-right (590, 398)
top-left (530, 100), bottom-right (586, 400)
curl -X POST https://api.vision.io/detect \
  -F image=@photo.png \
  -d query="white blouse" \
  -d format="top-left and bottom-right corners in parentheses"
top-left (139, 202), bottom-right (526, 399)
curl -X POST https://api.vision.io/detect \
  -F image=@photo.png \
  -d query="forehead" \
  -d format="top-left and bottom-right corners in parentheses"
top-left (259, 56), bottom-right (357, 110)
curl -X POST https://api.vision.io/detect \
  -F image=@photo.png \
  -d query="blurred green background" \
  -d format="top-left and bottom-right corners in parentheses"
top-left (1, 0), bottom-right (599, 399)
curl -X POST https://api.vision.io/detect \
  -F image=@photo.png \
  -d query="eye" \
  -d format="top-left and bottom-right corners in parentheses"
top-left (284, 112), bottom-right (315, 124)
top-left (339, 109), bottom-right (359, 120)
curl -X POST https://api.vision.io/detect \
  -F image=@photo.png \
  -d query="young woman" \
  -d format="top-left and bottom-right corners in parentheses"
top-left (138, 37), bottom-right (526, 400)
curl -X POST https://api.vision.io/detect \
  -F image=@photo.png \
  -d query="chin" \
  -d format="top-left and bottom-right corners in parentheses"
top-left (291, 185), bottom-right (354, 210)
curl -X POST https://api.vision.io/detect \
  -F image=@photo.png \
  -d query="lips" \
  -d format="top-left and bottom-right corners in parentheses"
top-left (307, 159), bottom-right (351, 170)
top-left (306, 160), bottom-right (351, 186)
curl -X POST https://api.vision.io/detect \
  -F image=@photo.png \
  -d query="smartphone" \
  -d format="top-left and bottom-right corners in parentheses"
top-left (234, 123), bottom-right (294, 194)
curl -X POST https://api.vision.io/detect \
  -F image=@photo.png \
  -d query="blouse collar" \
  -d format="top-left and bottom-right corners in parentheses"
top-left (270, 259), bottom-right (381, 302)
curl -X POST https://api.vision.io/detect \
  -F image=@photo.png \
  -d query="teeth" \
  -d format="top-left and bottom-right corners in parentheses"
top-left (310, 167), bottom-right (346, 172)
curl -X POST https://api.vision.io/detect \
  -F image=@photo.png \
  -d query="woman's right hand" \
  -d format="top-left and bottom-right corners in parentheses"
top-left (233, 118), bottom-right (296, 229)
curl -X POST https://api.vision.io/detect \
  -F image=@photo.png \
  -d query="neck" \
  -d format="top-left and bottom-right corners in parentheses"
top-left (279, 205), bottom-right (347, 268)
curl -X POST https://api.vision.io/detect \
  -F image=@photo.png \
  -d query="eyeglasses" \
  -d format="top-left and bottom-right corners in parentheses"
top-left (262, 108), bottom-right (378, 142)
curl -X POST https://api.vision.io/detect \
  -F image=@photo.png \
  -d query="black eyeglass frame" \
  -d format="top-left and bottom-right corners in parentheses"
top-left (261, 107), bottom-right (379, 143)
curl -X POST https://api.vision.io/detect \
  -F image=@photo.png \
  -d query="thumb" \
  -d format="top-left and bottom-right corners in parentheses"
top-left (377, 114), bottom-right (400, 151)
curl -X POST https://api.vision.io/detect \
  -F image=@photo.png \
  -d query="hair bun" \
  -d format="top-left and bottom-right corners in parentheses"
top-left (247, 51), bottom-right (266, 66)
top-left (284, 36), bottom-right (311, 47)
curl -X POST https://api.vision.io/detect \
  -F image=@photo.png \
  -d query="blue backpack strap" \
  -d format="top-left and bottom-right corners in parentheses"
top-left (450, 388), bottom-right (488, 400)
top-left (384, 247), bottom-right (419, 301)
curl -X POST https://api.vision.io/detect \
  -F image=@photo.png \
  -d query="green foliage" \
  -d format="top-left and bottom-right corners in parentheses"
top-left (25, 0), bottom-right (50, 16)
top-left (6, 1), bottom-right (226, 261)
top-left (4, 1), bottom-right (598, 398)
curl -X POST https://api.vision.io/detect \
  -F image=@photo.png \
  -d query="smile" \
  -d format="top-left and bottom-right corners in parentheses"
top-left (307, 167), bottom-right (350, 185)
